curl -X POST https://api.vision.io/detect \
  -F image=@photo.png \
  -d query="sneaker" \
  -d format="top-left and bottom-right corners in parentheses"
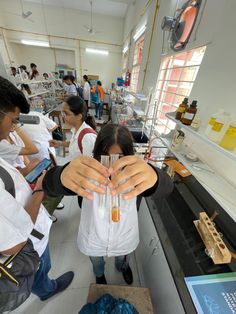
top-left (51, 215), bottom-right (58, 223)
top-left (56, 202), bottom-right (64, 210)
top-left (96, 274), bottom-right (107, 285)
top-left (40, 271), bottom-right (74, 301)
top-left (95, 115), bottom-right (98, 118)
top-left (122, 266), bottom-right (133, 285)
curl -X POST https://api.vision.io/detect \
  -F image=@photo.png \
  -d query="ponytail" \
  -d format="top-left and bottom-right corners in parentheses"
top-left (85, 114), bottom-right (96, 131)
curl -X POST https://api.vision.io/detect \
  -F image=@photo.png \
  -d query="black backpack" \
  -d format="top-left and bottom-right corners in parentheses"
top-left (0, 166), bottom-right (42, 313)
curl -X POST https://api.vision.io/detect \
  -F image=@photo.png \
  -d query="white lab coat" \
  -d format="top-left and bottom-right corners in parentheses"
top-left (69, 122), bottom-right (97, 160)
top-left (83, 81), bottom-right (91, 101)
top-left (22, 111), bottom-right (57, 160)
top-left (0, 157), bottom-right (52, 257)
top-left (77, 189), bottom-right (139, 257)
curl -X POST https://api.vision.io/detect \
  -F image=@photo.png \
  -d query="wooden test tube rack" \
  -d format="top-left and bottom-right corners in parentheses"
top-left (194, 212), bottom-right (232, 264)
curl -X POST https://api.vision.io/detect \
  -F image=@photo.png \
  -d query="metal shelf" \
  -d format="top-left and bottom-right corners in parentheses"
top-left (166, 113), bottom-right (236, 162)
top-left (28, 90), bottom-right (50, 98)
top-left (160, 136), bottom-right (236, 222)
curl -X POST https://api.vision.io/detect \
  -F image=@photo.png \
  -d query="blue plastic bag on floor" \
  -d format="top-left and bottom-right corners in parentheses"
top-left (79, 293), bottom-right (139, 314)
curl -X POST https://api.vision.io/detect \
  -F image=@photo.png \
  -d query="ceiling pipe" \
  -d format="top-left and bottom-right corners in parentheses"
top-left (141, 0), bottom-right (159, 91)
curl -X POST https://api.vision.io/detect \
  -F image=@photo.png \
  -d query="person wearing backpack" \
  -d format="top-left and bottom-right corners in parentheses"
top-left (63, 75), bottom-right (77, 96)
top-left (0, 76), bottom-right (74, 312)
top-left (49, 96), bottom-right (97, 160)
top-left (91, 81), bottom-right (104, 120)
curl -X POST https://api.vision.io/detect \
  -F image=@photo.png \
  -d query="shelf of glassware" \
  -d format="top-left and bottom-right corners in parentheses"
top-left (166, 113), bottom-right (236, 162)
top-left (160, 136), bottom-right (236, 222)
top-left (126, 91), bottom-right (147, 101)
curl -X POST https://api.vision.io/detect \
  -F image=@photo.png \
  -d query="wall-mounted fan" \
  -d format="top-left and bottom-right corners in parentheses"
top-left (83, 1), bottom-right (101, 35)
top-left (161, 0), bottom-right (202, 52)
top-left (6, 0), bottom-right (34, 23)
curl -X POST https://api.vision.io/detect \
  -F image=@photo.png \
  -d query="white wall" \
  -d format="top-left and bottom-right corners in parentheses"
top-left (0, 0), bottom-right (123, 88)
top-left (123, 0), bottom-right (236, 210)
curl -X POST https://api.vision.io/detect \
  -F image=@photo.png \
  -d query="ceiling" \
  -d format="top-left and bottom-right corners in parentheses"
top-left (24, 0), bottom-right (135, 18)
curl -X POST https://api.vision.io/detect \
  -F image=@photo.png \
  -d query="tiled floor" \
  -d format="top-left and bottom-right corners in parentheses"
top-left (12, 156), bottom-right (140, 314)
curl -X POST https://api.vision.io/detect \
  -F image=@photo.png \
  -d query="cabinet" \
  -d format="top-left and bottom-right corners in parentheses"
top-left (135, 198), bottom-right (185, 314)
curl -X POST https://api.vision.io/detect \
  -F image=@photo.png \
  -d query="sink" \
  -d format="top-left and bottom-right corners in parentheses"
top-left (131, 131), bottom-right (149, 143)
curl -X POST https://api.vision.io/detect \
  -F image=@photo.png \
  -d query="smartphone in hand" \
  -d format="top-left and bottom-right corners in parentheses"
top-left (25, 158), bottom-right (52, 183)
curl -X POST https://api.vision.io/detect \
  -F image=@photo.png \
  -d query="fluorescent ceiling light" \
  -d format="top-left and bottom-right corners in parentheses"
top-left (21, 40), bottom-right (50, 47)
top-left (123, 45), bottom-right (128, 54)
top-left (133, 25), bottom-right (146, 41)
top-left (86, 48), bottom-right (109, 55)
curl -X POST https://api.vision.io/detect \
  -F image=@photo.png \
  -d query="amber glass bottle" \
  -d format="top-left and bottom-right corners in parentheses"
top-left (181, 100), bottom-right (198, 125)
top-left (175, 98), bottom-right (188, 120)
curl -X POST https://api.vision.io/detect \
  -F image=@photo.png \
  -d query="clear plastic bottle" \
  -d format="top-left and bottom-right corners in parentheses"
top-left (205, 109), bottom-right (224, 137)
top-left (208, 112), bottom-right (231, 143)
top-left (219, 121), bottom-right (236, 151)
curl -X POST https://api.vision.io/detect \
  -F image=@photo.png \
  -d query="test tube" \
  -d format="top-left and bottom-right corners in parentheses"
top-left (110, 154), bottom-right (120, 223)
top-left (98, 155), bottom-right (110, 219)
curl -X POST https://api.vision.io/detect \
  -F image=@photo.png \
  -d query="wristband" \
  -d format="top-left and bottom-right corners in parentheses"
top-left (32, 189), bottom-right (44, 195)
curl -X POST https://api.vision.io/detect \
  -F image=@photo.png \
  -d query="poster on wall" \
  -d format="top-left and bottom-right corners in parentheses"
top-left (185, 272), bottom-right (236, 314)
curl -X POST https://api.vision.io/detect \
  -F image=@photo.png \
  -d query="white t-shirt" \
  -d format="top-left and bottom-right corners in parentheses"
top-left (0, 138), bottom-right (22, 165)
top-left (0, 157), bottom-right (52, 256)
top-left (69, 122), bottom-right (96, 160)
top-left (22, 111), bottom-right (57, 160)
top-left (8, 131), bottom-right (25, 169)
top-left (83, 81), bottom-right (91, 101)
top-left (64, 83), bottom-right (77, 96)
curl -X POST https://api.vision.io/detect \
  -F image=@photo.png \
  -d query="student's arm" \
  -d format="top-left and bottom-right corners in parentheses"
top-left (49, 139), bottom-right (70, 148)
top-left (1, 242), bottom-right (26, 255)
top-left (43, 156), bottom-right (110, 199)
top-left (15, 127), bottom-right (38, 155)
top-left (25, 171), bottom-right (46, 223)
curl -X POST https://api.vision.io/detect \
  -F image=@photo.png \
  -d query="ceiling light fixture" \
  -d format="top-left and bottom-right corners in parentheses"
top-left (123, 45), bottom-right (128, 54)
top-left (133, 24), bottom-right (146, 41)
top-left (86, 48), bottom-right (109, 55)
top-left (21, 39), bottom-right (50, 47)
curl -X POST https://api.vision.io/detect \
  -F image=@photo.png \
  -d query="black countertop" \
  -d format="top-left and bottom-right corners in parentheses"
top-left (145, 174), bottom-right (236, 314)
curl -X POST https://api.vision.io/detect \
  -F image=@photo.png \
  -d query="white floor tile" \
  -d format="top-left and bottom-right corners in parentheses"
top-left (12, 287), bottom-right (89, 314)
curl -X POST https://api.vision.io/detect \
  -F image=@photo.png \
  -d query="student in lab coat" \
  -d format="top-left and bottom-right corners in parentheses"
top-left (21, 110), bottom-right (58, 161)
top-left (49, 96), bottom-right (97, 160)
top-left (82, 75), bottom-right (91, 109)
top-left (77, 124), bottom-right (161, 285)
top-left (0, 76), bottom-right (74, 305)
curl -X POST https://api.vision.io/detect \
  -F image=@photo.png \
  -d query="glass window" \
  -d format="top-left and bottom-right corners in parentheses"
top-left (130, 34), bottom-right (145, 92)
top-left (149, 46), bottom-right (206, 135)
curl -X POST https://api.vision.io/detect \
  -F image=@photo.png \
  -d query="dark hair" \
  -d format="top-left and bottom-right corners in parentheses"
top-left (19, 65), bottom-right (27, 71)
top-left (65, 96), bottom-right (95, 129)
top-left (10, 67), bottom-right (16, 72)
top-left (93, 124), bottom-right (134, 160)
top-left (30, 63), bottom-right (37, 69)
top-left (63, 75), bottom-right (71, 82)
top-left (19, 65), bottom-right (29, 76)
top-left (21, 84), bottom-right (32, 95)
top-left (97, 80), bottom-right (102, 86)
top-left (0, 76), bottom-right (30, 115)
top-left (43, 72), bottom-right (49, 77)
top-left (83, 75), bottom-right (91, 86)
top-left (30, 69), bottom-right (39, 80)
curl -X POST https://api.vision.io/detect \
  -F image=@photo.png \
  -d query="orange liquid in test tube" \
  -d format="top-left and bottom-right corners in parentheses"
top-left (112, 206), bottom-right (120, 222)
